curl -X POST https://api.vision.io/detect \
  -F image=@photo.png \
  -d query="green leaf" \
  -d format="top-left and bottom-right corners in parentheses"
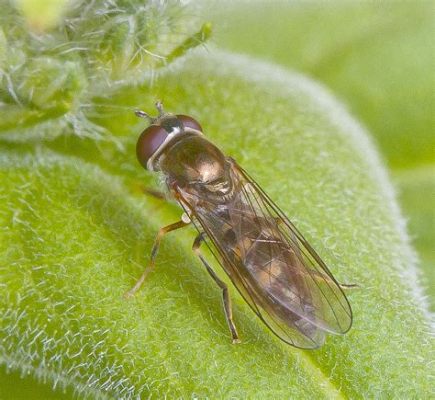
top-left (1, 49), bottom-right (433, 399)
top-left (394, 166), bottom-right (435, 293)
top-left (205, 0), bottom-right (435, 308)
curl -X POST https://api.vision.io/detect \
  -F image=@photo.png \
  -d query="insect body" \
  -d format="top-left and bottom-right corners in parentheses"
top-left (126, 102), bottom-right (353, 348)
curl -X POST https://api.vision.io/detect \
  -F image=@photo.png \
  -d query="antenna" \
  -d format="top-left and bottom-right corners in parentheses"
top-left (134, 100), bottom-right (165, 122)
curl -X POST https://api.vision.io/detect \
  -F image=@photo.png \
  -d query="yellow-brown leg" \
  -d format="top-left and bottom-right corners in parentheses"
top-left (124, 220), bottom-right (189, 298)
top-left (339, 283), bottom-right (359, 289)
top-left (192, 233), bottom-right (240, 344)
top-left (141, 187), bottom-right (167, 200)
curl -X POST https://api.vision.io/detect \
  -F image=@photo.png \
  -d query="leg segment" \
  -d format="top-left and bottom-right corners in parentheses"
top-left (339, 283), bottom-right (359, 289)
top-left (192, 233), bottom-right (240, 344)
top-left (124, 220), bottom-right (189, 298)
top-left (142, 187), bottom-right (167, 200)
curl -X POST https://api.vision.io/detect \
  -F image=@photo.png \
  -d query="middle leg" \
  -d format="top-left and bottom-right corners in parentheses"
top-left (192, 233), bottom-right (240, 344)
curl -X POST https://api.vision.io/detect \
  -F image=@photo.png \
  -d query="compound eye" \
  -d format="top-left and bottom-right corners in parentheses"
top-left (176, 114), bottom-right (203, 132)
top-left (136, 125), bottom-right (168, 169)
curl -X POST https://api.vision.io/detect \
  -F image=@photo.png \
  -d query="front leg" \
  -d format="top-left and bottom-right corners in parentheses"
top-left (124, 220), bottom-right (189, 298)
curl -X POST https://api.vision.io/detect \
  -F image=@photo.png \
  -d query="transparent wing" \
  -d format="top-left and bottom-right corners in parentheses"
top-left (175, 158), bottom-right (352, 349)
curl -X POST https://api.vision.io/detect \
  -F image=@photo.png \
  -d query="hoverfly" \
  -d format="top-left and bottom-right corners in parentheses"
top-left (125, 101), bottom-right (353, 348)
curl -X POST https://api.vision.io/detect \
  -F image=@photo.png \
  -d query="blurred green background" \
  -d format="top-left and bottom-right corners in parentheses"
top-left (1, 0), bottom-right (433, 399)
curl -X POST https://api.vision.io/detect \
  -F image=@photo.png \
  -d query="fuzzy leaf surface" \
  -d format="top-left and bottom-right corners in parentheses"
top-left (0, 50), bottom-right (433, 399)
